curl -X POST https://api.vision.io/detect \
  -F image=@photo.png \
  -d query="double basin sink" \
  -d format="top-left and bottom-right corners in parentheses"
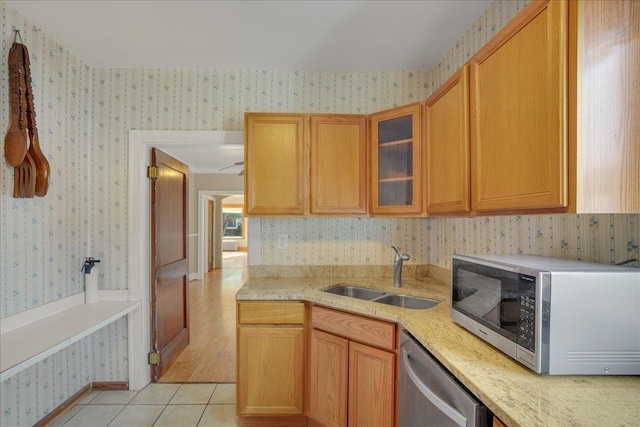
top-left (323, 285), bottom-right (440, 310)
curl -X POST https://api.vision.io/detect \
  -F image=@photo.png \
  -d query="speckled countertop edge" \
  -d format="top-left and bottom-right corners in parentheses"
top-left (236, 272), bottom-right (640, 427)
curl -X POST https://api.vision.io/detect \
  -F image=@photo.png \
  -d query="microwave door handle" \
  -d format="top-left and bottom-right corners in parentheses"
top-left (402, 349), bottom-right (467, 427)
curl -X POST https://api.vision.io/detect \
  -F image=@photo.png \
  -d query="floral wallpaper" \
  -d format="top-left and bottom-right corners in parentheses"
top-left (89, 68), bottom-right (431, 289)
top-left (0, 4), bottom-right (89, 317)
top-left (1, 4), bottom-right (127, 426)
top-left (257, 214), bottom-right (640, 269)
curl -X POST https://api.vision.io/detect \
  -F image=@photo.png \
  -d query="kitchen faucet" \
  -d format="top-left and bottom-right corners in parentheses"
top-left (391, 245), bottom-right (410, 288)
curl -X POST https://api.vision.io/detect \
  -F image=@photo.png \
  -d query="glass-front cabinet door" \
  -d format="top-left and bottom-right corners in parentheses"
top-left (370, 103), bottom-right (422, 215)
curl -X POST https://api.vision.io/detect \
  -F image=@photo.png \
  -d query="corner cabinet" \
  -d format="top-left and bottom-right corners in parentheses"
top-left (308, 306), bottom-right (396, 427)
top-left (370, 103), bottom-right (422, 215)
top-left (244, 114), bottom-right (305, 215)
top-left (236, 301), bottom-right (305, 421)
top-left (469, 0), bottom-right (568, 212)
top-left (424, 65), bottom-right (471, 215)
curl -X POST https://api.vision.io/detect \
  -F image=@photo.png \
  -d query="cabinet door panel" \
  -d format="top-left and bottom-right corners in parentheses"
top-left (308, 329), bottom-right (349, 427)
top-left (424, 65), bottom-right (471, 214)
top-left (310, 116), bottom-right (367, 214)
top-left (237, 326), bottom-right (304, 415)
top-left (470, 0), bottom-right (568, 211)
top-left (371, 103), bottom-right (422, 215)
top-left (348, 341), bottom-right (395, 427)
top-left (311, 305), bottom-right (396, 351)
top-left (245, 114), bottom-right (305, 215)
top-left (237, 301), bottom-right (305, 325)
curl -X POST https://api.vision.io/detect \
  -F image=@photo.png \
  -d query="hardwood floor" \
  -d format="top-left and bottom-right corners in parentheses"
top-left (158, 252), bottom-right (247, 383)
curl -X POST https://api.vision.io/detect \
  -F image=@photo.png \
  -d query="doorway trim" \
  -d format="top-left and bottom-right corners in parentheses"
top-left (198, 190), bottom-right (242, 280)
top-left (127, 130), bottom-right (243, 390)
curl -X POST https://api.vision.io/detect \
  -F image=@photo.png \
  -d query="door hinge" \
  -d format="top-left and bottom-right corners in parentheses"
top-left (148, 352), bottom-right (160, 365)
top-left (147, 166), bottom-right (159, 180)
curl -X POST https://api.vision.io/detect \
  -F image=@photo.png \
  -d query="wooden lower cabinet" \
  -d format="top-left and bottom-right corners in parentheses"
top-left (237, 326), bottom-right (305, 415)
top-left (237, 301), bottom-right (306, 424)
top-left (348, 341), bottom-right (395, 427)
top-left (308, 329), bottom-right (349, 427)
top-left (493, 416), bottom-right (509, 427)
top-left (308, 306), bottom-right (396, 427)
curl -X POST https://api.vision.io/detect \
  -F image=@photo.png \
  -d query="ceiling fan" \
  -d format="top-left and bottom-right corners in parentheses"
top-left (220, 161), bottom-right (244, 176)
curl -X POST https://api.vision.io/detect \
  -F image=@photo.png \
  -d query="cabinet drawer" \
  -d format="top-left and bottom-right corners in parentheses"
top-left (311, 306), bottom-right (396, 351)
top-left (238, 301), bottom-right (305, 325)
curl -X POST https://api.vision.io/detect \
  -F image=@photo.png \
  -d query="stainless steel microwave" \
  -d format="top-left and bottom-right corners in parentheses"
top-left (450, 254), bottom-right (640, 375)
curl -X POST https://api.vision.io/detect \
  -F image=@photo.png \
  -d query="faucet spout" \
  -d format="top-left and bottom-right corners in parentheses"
top-left (391, 245), bottom-right (410, 287)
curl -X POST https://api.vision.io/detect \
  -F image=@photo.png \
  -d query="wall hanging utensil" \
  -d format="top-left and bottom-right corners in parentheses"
top-left (4, 30), bottom-right (50, 198)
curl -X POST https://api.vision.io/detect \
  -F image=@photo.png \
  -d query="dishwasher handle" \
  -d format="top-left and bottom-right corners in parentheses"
top-left (402, 349), bottom-right (467, 427)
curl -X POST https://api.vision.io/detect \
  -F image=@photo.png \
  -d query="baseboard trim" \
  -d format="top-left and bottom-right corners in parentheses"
top-left (239, 415), bottom-right (308, 426)
top-left (34, 384), bottom-right (91, 427)
top-left (36, 382), bottom-right (130, 425)
top-left (91, 381), bottom-right (129, 390)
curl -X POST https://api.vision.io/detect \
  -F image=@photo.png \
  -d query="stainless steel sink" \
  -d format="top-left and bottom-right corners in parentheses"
top-left (372, 294), bottom-right (440, 310)
top-left (324, 286), bottom-right (386, 300)
top-left (323, 286), bottom-right (440, 310)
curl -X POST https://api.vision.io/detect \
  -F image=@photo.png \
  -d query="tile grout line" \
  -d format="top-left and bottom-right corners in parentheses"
top-left (59, 383), bottom-right (237, 426)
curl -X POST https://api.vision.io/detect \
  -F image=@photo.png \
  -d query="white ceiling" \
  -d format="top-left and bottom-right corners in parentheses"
top-left (7, 0), bottom-right (492, 71)
top-left (7, 0), bottom-right (492, 172)
top-left (161, 142), bottom-right (244, 174)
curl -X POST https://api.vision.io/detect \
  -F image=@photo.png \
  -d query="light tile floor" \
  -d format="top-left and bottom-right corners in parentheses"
top-left (48, 383), bottom-right (238, 427)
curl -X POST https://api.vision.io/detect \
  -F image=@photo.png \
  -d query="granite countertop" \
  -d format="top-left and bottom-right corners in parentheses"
top-left (236, 273), bottom-right (640, 427)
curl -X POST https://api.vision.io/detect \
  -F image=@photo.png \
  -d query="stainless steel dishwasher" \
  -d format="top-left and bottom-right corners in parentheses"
top-left (399, 331), bottom-right (489, 427)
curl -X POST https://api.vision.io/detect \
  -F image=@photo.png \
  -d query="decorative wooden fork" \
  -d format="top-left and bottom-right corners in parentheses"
top-left (13, 151), bottom-right (36, 198)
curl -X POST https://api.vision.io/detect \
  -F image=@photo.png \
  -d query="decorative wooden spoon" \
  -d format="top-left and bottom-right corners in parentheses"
top-left (4, 44), bottom-right (27, 167)
top-left (21, 43), bottom-right (49, 196)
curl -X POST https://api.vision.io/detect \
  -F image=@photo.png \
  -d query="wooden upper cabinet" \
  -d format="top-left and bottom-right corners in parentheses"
top-left (310, 115), bottom-right (367, 215)
top-left (371, 103), bottom-right (422, 215)
top-left (244, 114), bottom-right (305, 215)
top-left (470, 0), bottom-right (568, 212)
top-left (569, 0), bottom-right (640, 213)
top-left (424, 65), bottom-right (471, 215)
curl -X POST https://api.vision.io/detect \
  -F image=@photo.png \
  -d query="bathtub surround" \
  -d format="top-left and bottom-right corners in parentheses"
top-left (2, 0), bottom-right (638, 425)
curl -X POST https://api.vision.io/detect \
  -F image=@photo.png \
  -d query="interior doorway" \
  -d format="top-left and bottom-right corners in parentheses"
top-left (128, 130), bottom-right (251, 390)
top-left (158, 252), bottom-right (247, 383)
top-left (208, 200), bottom-right (214, 272)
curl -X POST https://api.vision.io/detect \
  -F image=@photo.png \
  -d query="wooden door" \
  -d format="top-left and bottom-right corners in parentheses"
top-left (310, 115), bottom-right (367, 215)
top-left (244, 114), bottom-right (305, 215)
top-left (237, 325), bottom-right (305, 415)
top-left (424, 65), bottom-right (471, 215)
top-left (348, 341), bottom-right (395, 427)
top-left (370, 103), bottom-right (422, 215)
top-left (150, 148), bottom-right (190, 381)
top-left (308, 329), bottom-right (349, 427)
top-left (470, 0), bottom-right (568, 212)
